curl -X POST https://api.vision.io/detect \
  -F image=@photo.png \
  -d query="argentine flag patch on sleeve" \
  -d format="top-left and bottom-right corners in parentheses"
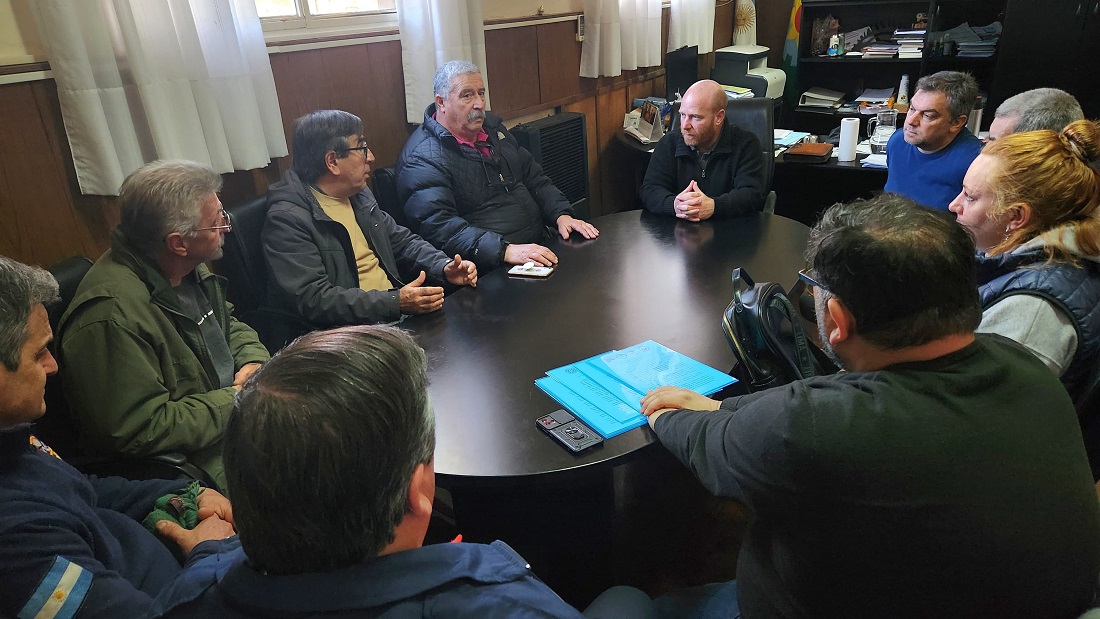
top-left (18, 556), bottom-right (92, 619)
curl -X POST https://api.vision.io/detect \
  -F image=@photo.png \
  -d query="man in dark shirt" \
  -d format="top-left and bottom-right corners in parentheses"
top-left (642, 194), bottom-right (1100, 617)
top-left (640, 79), bottom-right (765, 220)
top-left (0, 255), bottom-right (235, 618)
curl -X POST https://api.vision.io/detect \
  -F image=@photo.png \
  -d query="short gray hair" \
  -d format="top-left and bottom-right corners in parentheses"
top-left (117, 160), bottom-right (223, 259)
top-left (915, 71), bottom-right (979, 121)
top-left (995, 88), bottom-right (1084, 134)
top-left (0, 256), bottom-right (59, 371)
top-left (434, 60), bottom-right (481, 100)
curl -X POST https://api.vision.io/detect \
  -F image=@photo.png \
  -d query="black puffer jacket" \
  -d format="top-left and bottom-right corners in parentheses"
top-left (396, 104), bottom-right (573, 271)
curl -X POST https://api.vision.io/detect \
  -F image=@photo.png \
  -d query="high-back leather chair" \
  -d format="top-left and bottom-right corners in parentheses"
top-left (672, 97), bottom-right (777, 213)
top-left (39, 256), bottom-right (217, 488)
top-left (372, 166), bottom-right (413, 230)
top-left (216, 196), bottom-right (269, 321)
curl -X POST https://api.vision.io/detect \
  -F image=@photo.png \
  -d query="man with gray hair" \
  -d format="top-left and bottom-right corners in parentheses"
top-left (396, 59), bottom-right (599, 272)
top-left (58, 160), bottom-right (270, 489)
top-left (988, 87), bottom-right (1085, 141)
top-left (0, 255), bottom-right (236, 618)
top-left (885, 70), bottom-right (983, 211)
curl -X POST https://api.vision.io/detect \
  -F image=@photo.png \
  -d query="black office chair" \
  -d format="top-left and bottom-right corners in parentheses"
top-left (38, 256), bottom-right (217, 488)
top-left (671, 98), bottom-right (778, 213)
top-left (372, 166), bottom-right (414, 230)
top-left (213, 196), bottom-right (309, 352)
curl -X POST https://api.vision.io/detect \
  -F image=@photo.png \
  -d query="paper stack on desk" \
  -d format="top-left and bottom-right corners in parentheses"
top-left (861, 153), bottom-right (888, 169)
top-left (535, 340), bottom-right (736, 438)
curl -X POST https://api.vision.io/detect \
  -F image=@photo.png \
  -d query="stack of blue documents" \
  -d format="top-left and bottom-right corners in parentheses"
top-left (536, 341), bottom-right (736, 438)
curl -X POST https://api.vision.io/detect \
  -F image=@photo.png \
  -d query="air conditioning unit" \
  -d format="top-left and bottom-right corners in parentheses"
top-left (511, 112), bottom-right (589, 219)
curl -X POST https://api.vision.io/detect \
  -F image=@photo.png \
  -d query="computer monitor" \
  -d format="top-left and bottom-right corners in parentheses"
top-left (666, 45), bottom-right (699, 102)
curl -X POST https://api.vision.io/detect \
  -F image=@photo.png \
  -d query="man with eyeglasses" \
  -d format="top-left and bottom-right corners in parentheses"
top-left (57, 160), bottom-right (270, 490)
top-left (263, 110), bottom-right (477, 345)
top-left (396, 59), bottom-right (599, 272)
top-left (638, 194), bottom-right (1100, 617)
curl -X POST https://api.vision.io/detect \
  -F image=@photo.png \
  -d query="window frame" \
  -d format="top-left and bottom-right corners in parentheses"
top-left (258, 0), bottom-right (399, 42)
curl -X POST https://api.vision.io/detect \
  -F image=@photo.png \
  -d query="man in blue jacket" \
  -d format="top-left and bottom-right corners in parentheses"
top-left (0, 255), bottom-right (236, 618)
top-left (151, 325), bottom-right (657, 618)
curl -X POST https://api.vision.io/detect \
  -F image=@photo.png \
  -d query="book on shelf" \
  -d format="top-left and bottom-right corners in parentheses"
top-left (799, 87), bottom-right (845, 108)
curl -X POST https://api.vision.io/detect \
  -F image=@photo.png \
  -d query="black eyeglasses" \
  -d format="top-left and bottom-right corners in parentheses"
top-left (338, 139), bottom-right (370, 157)
top-left (798, 269), bottom-right (831, 293)
top-left (194, 208), bottom-right (232, 233)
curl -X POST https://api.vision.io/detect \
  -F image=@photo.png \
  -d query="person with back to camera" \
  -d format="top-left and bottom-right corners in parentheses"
top-left (637, 194), bottom-right (1100, 617)
top-left (949, 119), bottom-right (1100, 403)
top-left (148, 324), bottom-right (659, 619)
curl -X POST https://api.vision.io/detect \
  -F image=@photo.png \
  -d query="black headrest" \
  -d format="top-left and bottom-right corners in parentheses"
top-left (214, 196), bottom-right (270, 314)
top-left (47, 256), bottom-right (94, 330)
top-left (372, 167), bottom-right (413, 230)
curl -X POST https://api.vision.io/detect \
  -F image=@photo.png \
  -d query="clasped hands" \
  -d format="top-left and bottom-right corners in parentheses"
top-left (155, 488), bottom-right (236, 556)
top-left (674, 180), bottom-right (715, 222)
top-left (399, 255), bottom-right (478, 315)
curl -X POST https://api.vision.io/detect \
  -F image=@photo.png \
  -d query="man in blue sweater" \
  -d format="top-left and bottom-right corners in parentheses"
top-left (885, 71), bottom-right (982, 210)
top-left (0, 255), bottom-right (236, 618)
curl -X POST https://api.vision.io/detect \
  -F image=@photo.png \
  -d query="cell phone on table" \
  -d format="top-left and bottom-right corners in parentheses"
top-left (508, 262), bottom-right (555, 278)
top-left (536, 410), bottom-right (603, 453)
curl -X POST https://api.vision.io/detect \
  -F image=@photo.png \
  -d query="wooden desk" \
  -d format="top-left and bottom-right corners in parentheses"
top-left (773, 149), bottom-right (887, 226)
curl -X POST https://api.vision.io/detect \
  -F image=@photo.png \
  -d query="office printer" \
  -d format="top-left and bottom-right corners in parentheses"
top-left (711, 45), bottom-right (786, 99)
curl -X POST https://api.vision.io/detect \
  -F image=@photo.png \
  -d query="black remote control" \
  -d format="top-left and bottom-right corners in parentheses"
top-left (535, 409), bottom-right (603, 453)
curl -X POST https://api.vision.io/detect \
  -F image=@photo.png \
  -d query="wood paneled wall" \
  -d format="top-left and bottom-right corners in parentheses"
top-left (0, 3), bottom-right (744, 267)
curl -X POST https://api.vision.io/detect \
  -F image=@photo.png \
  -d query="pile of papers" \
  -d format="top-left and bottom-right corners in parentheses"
top-left (862, 153), bottom-right (888, 169)
top-left (719, 84), bottom-right (754, 99)
top-left (535, 340), bottom-right (736, 438)
top-left (775, 129), bottom-right (811, 148)
top-left (893, 27), bottom-right (926, 59)
top-left (932, 21), bottom-right (1001, 58)
top-left (862, 42), bottom-right (900, 59)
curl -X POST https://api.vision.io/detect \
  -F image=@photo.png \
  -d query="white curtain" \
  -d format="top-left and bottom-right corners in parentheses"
top-left (396, 0), bottom-right (488, 123)
top-left (580, 0), bottom-right (662, 78)
top-left (669, 0), bottom-right (716, 54)
top-left (30, 0), bottom-right (288, 197)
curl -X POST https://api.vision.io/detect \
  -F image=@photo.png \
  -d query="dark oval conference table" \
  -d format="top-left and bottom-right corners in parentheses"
top-left (403, 209), bottom-right (812, 485)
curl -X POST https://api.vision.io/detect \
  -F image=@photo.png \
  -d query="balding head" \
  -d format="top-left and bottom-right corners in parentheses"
top-left (679, 80), bottom-right (728, 151)
top-left (683, 80), bottom-right (728, 114)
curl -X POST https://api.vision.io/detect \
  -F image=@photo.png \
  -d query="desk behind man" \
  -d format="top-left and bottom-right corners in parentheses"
top-left (885, 71), bottom-right (982, 210)
top-left (641, 195), bottom-right (1100, 617)
top-left (640, 79), bottom-right (765, 220)
top-left (397, 59), bottom-right (599, 272)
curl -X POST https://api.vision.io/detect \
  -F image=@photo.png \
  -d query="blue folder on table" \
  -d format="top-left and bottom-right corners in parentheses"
top-left (536, 341), bottom-right (736, 439)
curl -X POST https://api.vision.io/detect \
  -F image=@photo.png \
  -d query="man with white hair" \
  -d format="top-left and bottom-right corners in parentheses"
top-left (987, 87), bottom-right (1084, 141)
top-left (397, 60), bottom-right (599, 272)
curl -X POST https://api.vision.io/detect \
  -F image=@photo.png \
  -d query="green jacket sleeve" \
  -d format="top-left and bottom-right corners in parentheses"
top-left (224, 301), bottom-right (270, 369)
top-left (59, 317), bottom-right (236, 459)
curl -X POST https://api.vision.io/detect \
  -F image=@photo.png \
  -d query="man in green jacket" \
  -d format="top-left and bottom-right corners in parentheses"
top-left (58, 160), bottom-right (270, 490)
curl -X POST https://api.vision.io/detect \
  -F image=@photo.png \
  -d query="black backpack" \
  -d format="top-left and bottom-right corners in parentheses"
top-left (722, 268), bottom-right (833, 392)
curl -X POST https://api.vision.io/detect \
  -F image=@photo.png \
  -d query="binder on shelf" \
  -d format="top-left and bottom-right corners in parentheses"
top-left (799, 87), bottom-right (845, 108)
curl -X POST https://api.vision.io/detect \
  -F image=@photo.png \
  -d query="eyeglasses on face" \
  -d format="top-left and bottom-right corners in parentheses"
top-left (798, 268), bottom-right (831, 294)
top-left (338, 138), bottom-right (370, 158)
top-left (193, 208), bottom-right (233, 233)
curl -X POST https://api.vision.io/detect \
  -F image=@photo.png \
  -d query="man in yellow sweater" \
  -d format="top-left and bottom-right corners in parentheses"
top-left (263, 110), bottom-right (477, 346)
